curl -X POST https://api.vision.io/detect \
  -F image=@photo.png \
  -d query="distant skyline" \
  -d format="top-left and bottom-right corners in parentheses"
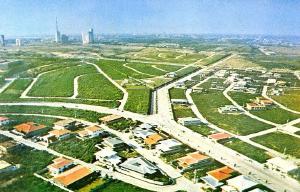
top-left (0, 0), bottom-right (300, 37)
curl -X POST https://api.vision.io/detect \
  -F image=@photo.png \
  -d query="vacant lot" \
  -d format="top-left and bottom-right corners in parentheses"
top-left (186, 124), bottom-right (216, 136)
top-left (124, 86), bottom-right (151, 114)
top-left (192, 89), bottom-right (272, 135)
top-left (223, 138), bottom-right (271, 163)
top-left (271, 89), bottom-right (300, 112)
top-left (125, 63), bottom-right (167, 76)
top-left (28, 65), bottom-right (96, 97)
top-left (172, 104), bottom-right (196, 120)
top-left (77, 73), bottom-right (123, 100)
top-left (169, 88), bottom-right (186, 99)
top-left (251, 132), bottom-right (300, 158)
top-left (0, 78), bottom-right (32, 101)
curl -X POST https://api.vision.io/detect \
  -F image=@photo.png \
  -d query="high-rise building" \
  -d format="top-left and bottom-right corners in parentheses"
top-left (88, 28), bottom-right (94, 44)
top-left (55, 18), bottom-right (61, 43)
top-left (0, 35), bottom-right (5, 47)
top-left (82, 28), bottom-right (95, 45)
top-left (61, 34), bottom-right (68, 43)
top-left (16, 39), bottom-right (22, 47)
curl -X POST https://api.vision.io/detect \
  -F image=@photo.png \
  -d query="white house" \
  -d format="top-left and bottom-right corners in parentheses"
top-left (225, 175), bottom-right (258, 192)
top-left (120, 157), bottom-right (158, 176)
top-left (178, 117), bottom-right (205, 126)
top-left (0, 117), bottom-right (10, 126)
top-left (47, 157), bottom-right (74, 175)
top-left (132, 127), bottom-right (156, 140)
top-left (156, 139), bottom-right (183, 154)
top-left (171, 99), bottom-right (189, 105)
top-left (78, 125), bottom-right (105, 138)
top-left (95, 148), bottom-right (122, 166)
top-left (266, 157), bottom-right (298, 174)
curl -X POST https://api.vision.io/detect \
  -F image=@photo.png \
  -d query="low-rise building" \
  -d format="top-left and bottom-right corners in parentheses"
top-left (171, 99), bottom-right (189, 105)
top-left (156, 139), bottom-right (183, 154)
top-left (95, 148), bottom-right (122, 166)
top-left (49, 129), bottom-right (72, 140)
top-left (14, 122), bottom-right (47, 136)
top-left (246, 103), bottom-right (265, 111)
top-left (266, 78), bottom-right (276, 84)
top-left (208, 132), bottom-right (232, 143)
top-left (53, 165), bottom-right (93, 188)
top-left (120, 157), bottom-right (158, 177)
top-left (224, 175), bottom-right (258, 192)
top-left (178, 117), bottom-right (204, 126)
top-left (255, 97), bottom-right (273, 106)
top-left (132, 127), bottom-right (156, 140)
top-left (0, 140), bottom-right (18, 153)
top-left (77, 125), bottom-right (105, 138)
top-left (99, 114), bottom-right (124, 124)
top-left (0, 160), bottom-right (18, 173)
top-left (54, 119), bottom-right (84, 130)
top-left (266, 157), bottom-right (298, 174)
top-left (48, 157), bottom-right (74, 175)
top-left (102, 137), bottom-right (126, 151)
top-left (218, 105), bottom-right (243, 114)
top-left (0, 116), bottom-right (10, 126)
top-left (144, 133), bottom-right (164, 148)
top-left (201, 166), bottom-right (236, 189)
top-left (177, 152), bottom-right (211, 171)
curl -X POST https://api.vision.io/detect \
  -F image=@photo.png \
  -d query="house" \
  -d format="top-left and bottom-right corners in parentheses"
top-left (266, 78), bottom-right (276, 84)
top-left (165, 72), bottom-right (177, 78)
top-left (266, 157), bottom-right (298, 174)
top-left (276, 80), bottom-right (286, 87)
top-left (139, 123), bottom-right (156, 129)
top-left (0, 116), bottom-right (10, 126)
top-left (144, 133), bottom-right (164, 148)
top-left (95, 148), bottom-right (122, 166)
top-left (156, 139), bottom-right (183, 154)
top-left (224, 175), bottom-right (258, 192)
top-left (48, 157), bottom-right (74, 175)
top-left (49, 129), bottom-right (71, 140)
top-left (54, 119), bottom-right (84, 130)
top-left (99, 114), bottom-right (123, 124)
top-left (246, 103), bottom-right (265, 111)
top-left (192, 87), bottom-right (203, 93)
top-left (255, 97), bottom-right (273, 106)
top-left (215, 70), bottom-right (227, 78)
top-left (53, 165), bottom-right (93, 188)
top-left (77, 125), bottom-right (105, 138)
top-left (171, 99), bottom-right (189, 105)
top-left (0, 160), bottom-right (18, 173)
top-left (178, 117), bottom-right (204, 126)
top-left (208, 132), bottom-right (232, 143)
top-left (132, 127), bottom-right (156, 140)
top-left (175, 82), bottom-right (185, 88)
top-left (218, 105), bottom-right (243, 114)
top-left (0, 140), bottom-right (18, 153)
top-left (120, 157), bottom-right (158, 176)
top-left (14, 122), bottom-right (47, 136)
top-left (201, 166), bottom-right (236, 189)
top-left (102, 137), bottom-right (126, 151)
top-left (177, 152), bottom-right (211, 171)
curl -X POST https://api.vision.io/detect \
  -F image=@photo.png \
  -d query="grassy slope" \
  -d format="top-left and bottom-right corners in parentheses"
top-left (124, 87), bottom-right (151, 114)
top-left (271, 89), bottom-right (300, 112)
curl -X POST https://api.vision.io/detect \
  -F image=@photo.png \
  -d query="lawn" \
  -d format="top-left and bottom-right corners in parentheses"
top-left (0, 78), bottom-right (32, 100)
top-left (161, 146), bottom-right (195, 163)
top-left (251, 132), bottom-right (300, 158)
top-left (200, 53), bottom-right (230, 66)
top-left (176, 66), bottom-right (198, 77)
top-left (124, 86), bottom-right (151, 114)
top-left (126, 63), bottom-right (167, 76)
top-left (271, 89), bottom-right (300, 112)
top-left (169, 88), bottom-right (186, 99)
top-left (191, 90), bottom-right (273, 135)
top-left (107, 118), bottom-right (139, 131)
top-left (230, 92), bottom-right (300, 124)
top-left (172, 104), bottom-right (196, 120)
top-left (77, 73), bottom-right (123, 100)
top-left (28, 65), bottom-right (96, 97)
top-left (0, 105), bottom-right (105, 122)
top-left (153, 64), bottom-right (183, 72)
top-left (186, 125), bottom-right (216, 136)
top-left (0, 145), bottom-right (63, 192)
top-left (223, 138), bottom-right (271, 163)
top-left (50, 136), bottom-right (99, 163)
top-left (96, 180), bottom-right (153, 192)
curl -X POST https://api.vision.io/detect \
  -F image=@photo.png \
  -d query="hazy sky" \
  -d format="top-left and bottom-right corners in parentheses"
top-left (1, 0), bottom-right (299, 37)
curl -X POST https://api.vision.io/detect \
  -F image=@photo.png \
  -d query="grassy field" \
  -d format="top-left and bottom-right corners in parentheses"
top-left (28, 65), bottom-right (96, 97)
top-left (172, 104), bottom-right (196, 120)
top-left (223, 138), bottom-right (271, 163)
top-left (125, 63), bottom-right (168, 76)
top-left (191, 90), bottom-right (273, 135)
top-left (50, 136), bottom-right (99, 163)
top-left (0, 78), bottom-right (32, 100)
top-left (0, 145), bottom-right (63, 192)
top-left (169, 88), bottom-right (186, 99)
top-left (186, 125), bottom-right (216, 136)
top-left (271, 89), bottom-right (300, 112)
top-left (0, 105), bottom-right (105, 122)
top-left (230, 92), bottom-right (300, 124)
top-left (124, 86), bottom-right (151, 114)
top-left (77, 73), bottom-right (123, 100)
top-left (153, 64), bottom-right (183, 72)
top-left (97, 180), bottom-right (153, 192)
top-left (251, 132), bottom-right (300, 158)
top-left (200, 53), bottom-right (230, 66)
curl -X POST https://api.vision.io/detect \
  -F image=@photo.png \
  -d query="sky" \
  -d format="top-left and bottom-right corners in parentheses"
top-left (0, 0), bottom-right (299, 37)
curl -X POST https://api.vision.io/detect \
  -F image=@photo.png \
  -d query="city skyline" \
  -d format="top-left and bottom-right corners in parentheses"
top-left (0, 0), bottom-right (300, 37)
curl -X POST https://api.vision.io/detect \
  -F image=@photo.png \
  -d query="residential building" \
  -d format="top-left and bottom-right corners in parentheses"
top-left (14, 122), bottom-right (47, 136)
top-left (48, 129), bottom-right (71, 140)
top-left (156, 139), bottom-right (183, 154)
top-left (77, 125), bottom-right (105, 138)
top-left (15, 39), bottom-right (22, 47)
top-left (54, 119), bottom-right (84, 130)
top-left (132, 127), bottom-right (156, 140)
top-left (165, 72), bottom-right (177, 78)
top-left (224, 175), bottom-right (258, 192)
top-left (120, 157), bottom-right (158, 176)
top-left (144, 133), bottom-right (164, 148)
top-left (266, 78), bottom-right (276, 84)
top-left (266, 157), bottom-right (298, 174)
top-left (139, 123), bottom-right (156, 129)
top-left (102, 137), bottom-right (126, 151)
top-left (0, 140), bottom-right (18, 153)
top-left (208, 132), bottom-right (232, 143)
top-left (53, 165), bottom-right (93, 188)
top-left (0, 116), bottom-right (10, 126)
top-left (215, 70), bottom-right (227, 78)
top-left (48, 157), bottom-right (74, 175)
top-left (0, 160), bottom-right (18, 173)
top-left (177, 152), bottom-right (211, 171)
top-left (95, 148), bottom-right (122, 166)
top-left (218, 105), bottom-right (243, 114)
top-left (178, 117), bottom-right (204, 126)
top-left (99, 114), bottom-right (123, 124)
top-left (0, 35), bottom-right (5, 46)
top-left (171, 99), bottom-right (189, 105)
top-left (255, 97), bottom-right (273, 106)
top-left (201, 166), bottom-right (236, 189)
top-left (246, 103), bottom-right (265, 111)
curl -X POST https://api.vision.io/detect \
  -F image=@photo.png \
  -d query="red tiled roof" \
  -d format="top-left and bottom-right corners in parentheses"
top-left (14, 122), bottom-right (46, 134)
top-left (208, 132), bottom-right (232, 141)
top-left (207, 166), bottom-right (235, 181)
top-left (177, 152), bottom-right (209, 168)
top-left (48, 157), bottom-right (73, 170)
top-left (49, 129), bottom-right (71, 137)
top-left (0, 116), bottom-right (9, 121)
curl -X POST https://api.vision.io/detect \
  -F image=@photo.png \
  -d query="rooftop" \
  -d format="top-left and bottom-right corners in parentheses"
top-left (0, 116), bottom-right (9, 121)
top-left (208, 132), bottom-right (232, 141)
top-left (0, 160), bottom-right (12, 170)
top-left (207, 166), bottom-right (235, 181)
top-left (48, 157), bottom-right (73, 170)
top-left (120, 157), bottom-right (158, 175)
top-left (267, 157), bottom-right (298, 172)
top-left (14, 122), bottom-right (46, 134)
top-left (54, 119), bottom-right (76, 126)
top-left (49, 129), bottom-right (71, 137)
top-left (144, 133), bottom-right (163, 145)
top-left (99, 114), bottom-right (123, 123)
top-left (227, 175), bottom-right (258, 191)
top-left (177, 152), bottom-right (210, 168)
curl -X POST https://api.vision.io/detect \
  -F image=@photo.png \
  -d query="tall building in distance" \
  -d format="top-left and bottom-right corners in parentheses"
top-left (0, 35), bottom-right (5, 47)
top-left (61, 34), bottom-right (68, 43)
top-left (55, 18), bottom-right (61, 43)
top-left (82, 28), bottom-right (95, 45)
top-left (16, 39), bottom-right (22, 47)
